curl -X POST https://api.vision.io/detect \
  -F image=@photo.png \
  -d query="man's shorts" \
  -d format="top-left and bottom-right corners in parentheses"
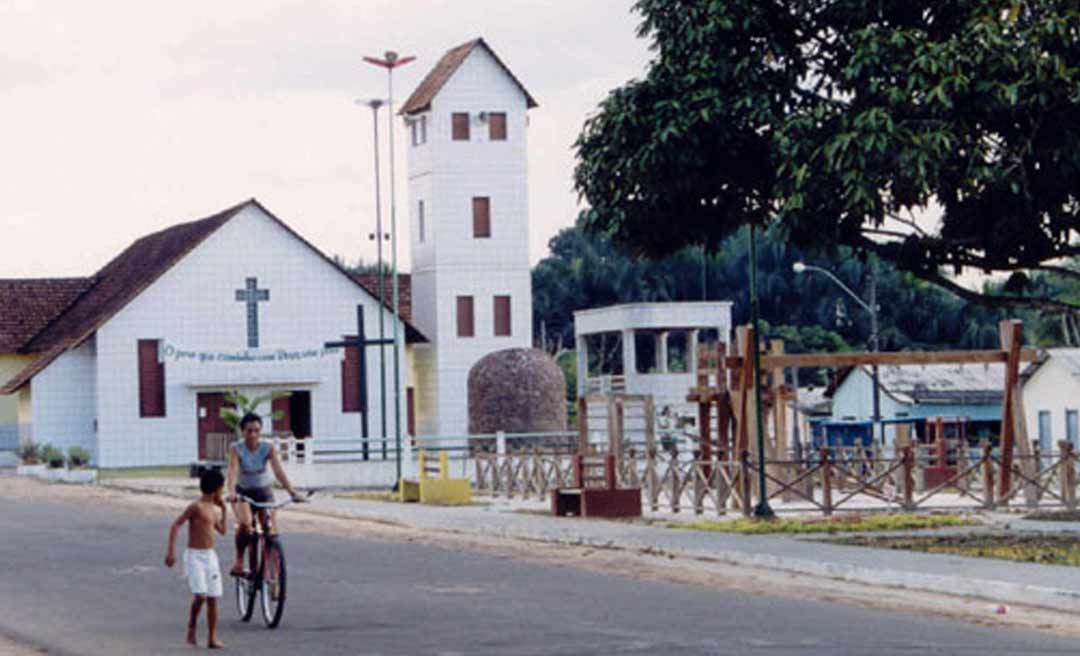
top-left (183, 548), bottom-right (222, 598)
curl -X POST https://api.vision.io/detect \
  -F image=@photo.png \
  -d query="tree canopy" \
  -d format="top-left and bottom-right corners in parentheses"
top-left (574, 0), bottom-right (1080, 310)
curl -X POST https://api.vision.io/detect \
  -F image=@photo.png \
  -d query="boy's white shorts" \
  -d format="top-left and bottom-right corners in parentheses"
top-left (183, 548), bottom-right (223, 598)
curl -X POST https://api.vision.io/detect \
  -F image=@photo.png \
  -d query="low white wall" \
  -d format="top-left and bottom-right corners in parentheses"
top-left (282, 459), bottom-right (404, 489)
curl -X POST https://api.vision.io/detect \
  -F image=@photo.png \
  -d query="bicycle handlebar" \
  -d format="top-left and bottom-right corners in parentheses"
top-left (235, 491), bottom-right (314, 510)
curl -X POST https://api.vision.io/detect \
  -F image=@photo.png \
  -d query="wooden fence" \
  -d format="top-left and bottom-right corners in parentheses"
top-left (472, 440), bottom-right (1080, 516)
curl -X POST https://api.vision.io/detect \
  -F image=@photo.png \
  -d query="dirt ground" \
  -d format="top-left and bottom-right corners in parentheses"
top-left (6, 474), bottom-right (1080, 639)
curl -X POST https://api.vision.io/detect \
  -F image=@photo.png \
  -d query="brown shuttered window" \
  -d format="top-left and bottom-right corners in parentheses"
top-left (138, 339), bottom-right (165, 417)
top-left (457, 296), bottom-right (475, 337)
top-left (489, 112), bottom-right (507, 140)
top-left (452, 113), bottom-right (470, 140)
top-left (472, 197), bottom-right (491, 238)
top-left (341, 340), bottom-right (362, 413)
top-left (494, 295), bottom-right (512, 336)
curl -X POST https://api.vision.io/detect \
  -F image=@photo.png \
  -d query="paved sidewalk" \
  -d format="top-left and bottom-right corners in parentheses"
top-left (101, 476), bottom-right (1080, 614)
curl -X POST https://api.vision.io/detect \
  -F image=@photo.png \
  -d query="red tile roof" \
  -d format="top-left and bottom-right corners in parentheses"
top-left (399, 38), bottom-right (538, 116)
top-left (1, 199), bottom-right (425, 394)
top-left (354, 272), bottom-right (412, 323)
top-left (0, 278), bottom-right (94, 353)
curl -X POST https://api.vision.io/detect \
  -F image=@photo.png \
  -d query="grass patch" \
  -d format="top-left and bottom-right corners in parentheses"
top-left (837, 533), bottom-right (1080, 567)
top-left (1024, 510), bottom-right (1080, 522)
top-left (670, 513), bottom-right (977, 535)
top-left (334, 491), bottom-right (400, 503)
top-left (98, 466), bottom-right (190, 480)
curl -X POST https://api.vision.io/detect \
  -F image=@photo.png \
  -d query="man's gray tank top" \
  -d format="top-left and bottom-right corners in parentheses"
top-left (232, 440), bottom-right (272, 488)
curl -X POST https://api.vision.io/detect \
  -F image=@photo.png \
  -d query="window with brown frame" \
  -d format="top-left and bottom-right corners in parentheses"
top-left (457, 296), bottom-right (475, 337)
top-left (452, 113), bottom-right (470, 140)
top-left (494, 295), bottom-right (511, 336)
top-left (138, 339), bottom-right (165, 417)
top-left (488, 112), bottom-right (507, 140)
top-left (472, 197), bottom-right (491, 238)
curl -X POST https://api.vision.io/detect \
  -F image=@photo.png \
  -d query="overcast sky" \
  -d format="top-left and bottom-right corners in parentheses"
top-left (0, 0), bottom-right (651, 278)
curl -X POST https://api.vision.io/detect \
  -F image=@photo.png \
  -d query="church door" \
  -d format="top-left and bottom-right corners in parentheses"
top-left (196, 393), bottom-right (232, 460)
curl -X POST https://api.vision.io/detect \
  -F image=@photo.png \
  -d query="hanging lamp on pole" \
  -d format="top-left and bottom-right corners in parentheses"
top-left (364, 50), bottom-right (415, 484)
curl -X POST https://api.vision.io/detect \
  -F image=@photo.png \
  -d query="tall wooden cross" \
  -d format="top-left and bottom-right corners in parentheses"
top-left (324, 305), bottom-right (393, 461)
top-left (235, 277), bottom-right (270, 348)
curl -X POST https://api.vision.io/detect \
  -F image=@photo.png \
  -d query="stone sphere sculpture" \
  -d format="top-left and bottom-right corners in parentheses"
top-left (468, 348), bottom-right (568, 434)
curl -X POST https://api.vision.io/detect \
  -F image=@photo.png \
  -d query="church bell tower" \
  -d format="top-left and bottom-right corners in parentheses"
top-left (400, 38), bottom-right (537, 436)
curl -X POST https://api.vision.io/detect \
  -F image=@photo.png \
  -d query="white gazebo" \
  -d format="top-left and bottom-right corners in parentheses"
top-left (573, 302), bottom-right (733, 418)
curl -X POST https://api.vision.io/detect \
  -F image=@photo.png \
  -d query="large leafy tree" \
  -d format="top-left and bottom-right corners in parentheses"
top-left (575, 0), bottom-right (1080, 310)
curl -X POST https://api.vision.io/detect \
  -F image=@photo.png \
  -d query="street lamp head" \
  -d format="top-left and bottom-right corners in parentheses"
top-left (792, 261), bottom-right (806, 274)
top-left (384, 51), bottom-right (398, 64)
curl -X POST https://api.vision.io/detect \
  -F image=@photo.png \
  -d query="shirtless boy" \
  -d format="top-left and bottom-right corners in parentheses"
top-left (165, 469), bottom-right (228, 649)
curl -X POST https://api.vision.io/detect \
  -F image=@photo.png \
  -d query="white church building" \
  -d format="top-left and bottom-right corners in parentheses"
top-left (0, 37), bottom-right (536, 468)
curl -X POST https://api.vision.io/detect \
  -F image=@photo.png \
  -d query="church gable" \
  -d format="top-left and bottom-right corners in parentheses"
top-left (1, 199), bottom-right (422, 394)
top-left (399, 38), bottom-right (538, 116)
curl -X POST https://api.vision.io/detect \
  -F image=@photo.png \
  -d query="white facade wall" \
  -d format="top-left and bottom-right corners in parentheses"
top-left (31, 339), bottom-right (97, 460)
top-left (1022, 356), bottom-right (1080, 451)
top-left (91, 205), bottom-right (409, 467)
top-left (406, 45), bottom-right (533, 436)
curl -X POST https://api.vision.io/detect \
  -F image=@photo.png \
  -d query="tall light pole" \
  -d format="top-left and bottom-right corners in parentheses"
top-left (793, 261), bottom-right (882, 445)
top-left (356, 97), bottom-right (389, 461)
top-left (364, 50), bottom-right (415, 484)
top-left (749, 224), bottom-right (774, 518)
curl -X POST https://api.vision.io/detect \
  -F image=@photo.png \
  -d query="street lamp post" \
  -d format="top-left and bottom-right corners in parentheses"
top-left (749, 224), bottom-right (774, 518)
top-left (356, 98), bottom-right (388, 462)
top-left (793, 261), bottom-right (882, 445)
top-left (364, 50), bottom-right (415, 484)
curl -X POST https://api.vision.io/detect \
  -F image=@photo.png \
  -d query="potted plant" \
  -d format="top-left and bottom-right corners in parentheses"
top-left (41, 443), bottom-right (65, 469)
top-left (64, 446), bottom-right (97, 483)
top-left (16, 440), bottom-right (45, 476)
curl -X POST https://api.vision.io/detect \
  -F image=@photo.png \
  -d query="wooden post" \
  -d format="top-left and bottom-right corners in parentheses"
top-left (998, 320), bottom-right (1022, 498)
top-left (606, 396), bottom-right (619, 455)
top-left (1061, 441), bottom-right (1077, 510)
top-left (696, 347), bottom-right (713, 464)
top-left (576, 396), bottom-right (588, 455)
top-left (734, 326), bottom-right (753, 456)
top-left (644, 396), bottom-right (657, 455)
top-left (819, 445), bottom-right (833, 516)
top-left (1058, 441), bottom-right (1076, 510)
top-left (981, 439), bottom-right (995, 510)
top-left (716, 342), bottom-right (731, 462)
top-left (572, 453), bottom-right (584, 489)
top-left (740, 449), bottom-right (753, 517)
top-left (604, 453), bottom-right (617, 490)
top-left (902, 445), bottom-right (915, 510)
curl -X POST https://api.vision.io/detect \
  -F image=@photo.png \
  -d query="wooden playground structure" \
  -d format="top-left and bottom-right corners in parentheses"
top-left (473, 320), bottom-right (1080, 516)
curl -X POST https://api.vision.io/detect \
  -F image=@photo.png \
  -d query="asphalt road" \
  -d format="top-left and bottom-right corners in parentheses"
top-left (0, 498), bottom-right (1077, 655)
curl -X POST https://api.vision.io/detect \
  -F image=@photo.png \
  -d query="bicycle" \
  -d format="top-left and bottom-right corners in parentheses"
top-left (233, 493), bottom-right (307, 628)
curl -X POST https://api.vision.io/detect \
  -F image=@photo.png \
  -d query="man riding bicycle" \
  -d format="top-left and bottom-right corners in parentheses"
top-left (225, 412), bottom-right (303, 577)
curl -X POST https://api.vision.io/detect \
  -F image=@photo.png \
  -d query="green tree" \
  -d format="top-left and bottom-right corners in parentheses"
top-left (575, 0), bottom-right (1080, 311)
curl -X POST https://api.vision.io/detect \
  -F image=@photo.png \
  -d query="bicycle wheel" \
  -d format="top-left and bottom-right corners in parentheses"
top-left (259, 538), bottom-right (286, 628)
top-left (236, 536), bottom-right (259, 622)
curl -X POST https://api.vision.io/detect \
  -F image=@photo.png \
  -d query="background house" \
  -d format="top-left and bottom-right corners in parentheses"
top-left (1020, 348), bottom-right (1080, 454)
top-left (821, 363), bottom-right (1005, 448)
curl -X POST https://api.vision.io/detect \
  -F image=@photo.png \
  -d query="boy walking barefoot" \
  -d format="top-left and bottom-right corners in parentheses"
top-left (165, 469), bottom-right (228, 649)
